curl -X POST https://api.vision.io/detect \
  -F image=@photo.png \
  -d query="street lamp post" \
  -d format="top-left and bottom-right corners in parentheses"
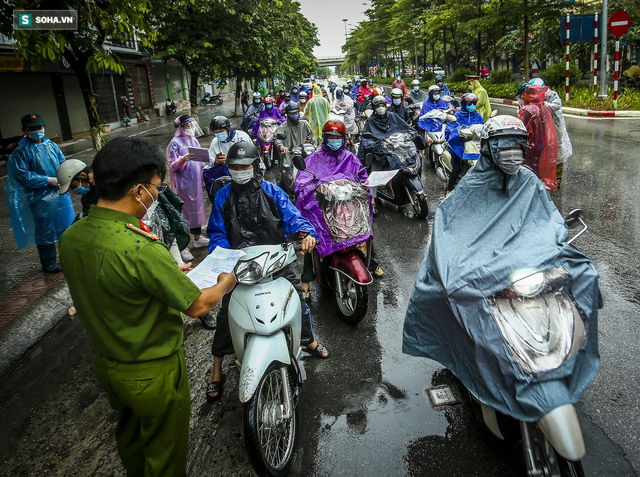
top-left (343, 19), bottom-right (348, 41)
top-left (598, 0), bottom-right (608, 98)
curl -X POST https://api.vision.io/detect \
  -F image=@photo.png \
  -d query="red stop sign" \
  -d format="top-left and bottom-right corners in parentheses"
top-left (609, 11), bottom-right (631, 37)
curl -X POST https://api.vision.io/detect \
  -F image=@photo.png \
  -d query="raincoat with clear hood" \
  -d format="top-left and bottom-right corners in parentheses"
top-left (470, 80), bottom-right (492, 121)
top-left (305, 85), bottom-right (331, 139)
top-left (332, 94), bottom-right (358, 135)
top-left (518, 85), bottom-right (558, 191)
top-left (5, 137), bottom-right (74, 248)
top-left (403, 134), bottom-right (601, 422)
top-left (544, 89), bottom-right (572, 164)
top-left (166, 119), bottom-right (207, 229)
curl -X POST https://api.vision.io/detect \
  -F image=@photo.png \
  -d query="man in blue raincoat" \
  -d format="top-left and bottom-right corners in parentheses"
top-left (5, 114), bottom-right (75, 272)
top-left (417, 85), bottom-right (450, 133)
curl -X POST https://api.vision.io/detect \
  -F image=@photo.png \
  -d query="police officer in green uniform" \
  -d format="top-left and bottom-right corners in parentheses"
top-left (59, 137), bottom-right (235, 477)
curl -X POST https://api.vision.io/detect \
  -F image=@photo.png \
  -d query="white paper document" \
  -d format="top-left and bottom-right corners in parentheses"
top-left (186, 247), bottom-right (246, 289)
top-left (366, 170), bottom-right (400, 188)
top-left (187, 146), bottom-right (211, 162)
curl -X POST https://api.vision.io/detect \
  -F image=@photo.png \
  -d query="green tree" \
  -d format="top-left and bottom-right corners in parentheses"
top-left (0, 0), bottom-right (156, 150)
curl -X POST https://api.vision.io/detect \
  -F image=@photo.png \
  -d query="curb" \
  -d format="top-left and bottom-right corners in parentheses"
top-left (489, 97), bottom-right (640, 117)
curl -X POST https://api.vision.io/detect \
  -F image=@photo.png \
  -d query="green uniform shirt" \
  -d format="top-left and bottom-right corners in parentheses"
top-left (59, 206), bottom-right (201, 362)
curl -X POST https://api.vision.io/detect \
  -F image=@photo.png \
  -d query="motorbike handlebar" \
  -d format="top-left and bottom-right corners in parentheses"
top-left (293, 239), bottom-right (319, 253)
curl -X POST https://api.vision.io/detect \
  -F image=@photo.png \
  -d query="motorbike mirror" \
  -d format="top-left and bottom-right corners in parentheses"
top-left (276, 132), bottom-right (286, 140)
top-left (362, 132), bottom-right (375, 140)
top-left (364, 153), bottom-right (373, 168)
top-left (292, 155), bottom-right (307, 172)
top-left (490, 109), bottom-right (498, 118)
top-left (564, 209), bottom-right (584, 229)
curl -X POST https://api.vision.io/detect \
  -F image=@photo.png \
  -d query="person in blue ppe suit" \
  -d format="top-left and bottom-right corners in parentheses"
top-left (5, 114), bottom-right (75, 272)
top-left (205, 140), bottom-right (329, 401)
top-left (445, 93), bottom-right (485, 194)
top-left (417, 85), bottom-right (450, 133)
top-left (290, 85), bottom-right (300, 103)
top-left (435, 75), bottom-right (452, 97)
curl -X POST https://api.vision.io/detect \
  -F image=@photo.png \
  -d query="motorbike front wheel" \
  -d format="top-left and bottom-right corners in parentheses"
top-left (527, 422), bottom-right (585, 477)
top-left (335, 274), bottom-right (368, 325)
top-left (244, 363), bottom-right (297, 477)
top-left (214, 96), bottom-right (223, 105)
top-left (200, 99), bottom-right (208, 107)
top-left (410, 190), bottom-right (429, 219)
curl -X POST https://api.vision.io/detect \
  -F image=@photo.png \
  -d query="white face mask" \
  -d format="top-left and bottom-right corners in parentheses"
top-left (184, 128), bottom-right (196, 137)
top-left (375, 106), bottom-right (386, 116)
top-left (432, 94), bottom-right (441, 101)
top-left (229, 168), bottom-right (254, 184)
top-left (517, 98), bottom-right (525, 108)
top-left (140, 185), bottom-right (159, 221)
top-left (496, 149), bottom-right (524, 175)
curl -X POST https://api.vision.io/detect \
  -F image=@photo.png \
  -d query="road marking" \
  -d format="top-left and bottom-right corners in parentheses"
top-left (129, 123), bottom-right (173, 137)
top-left (490, 101), bottom-right (640, 120)
top-left (66, 148), bottom-right (93, 157)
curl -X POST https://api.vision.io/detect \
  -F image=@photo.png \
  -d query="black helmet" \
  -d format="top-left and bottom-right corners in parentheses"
top-left (210, 115), bottom-right (230, 133)
top-left (285, 102), bottom-right (300, 113)
top-left (226, 141), bottom-right (260, 166)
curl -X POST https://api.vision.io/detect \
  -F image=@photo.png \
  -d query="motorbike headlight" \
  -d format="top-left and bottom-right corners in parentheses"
top-left (235, 252), bottom-right (268, 285)
top-left (509, 269), bottom-right (545, 297)
top-left (265, 254), bottom-right (287, 276)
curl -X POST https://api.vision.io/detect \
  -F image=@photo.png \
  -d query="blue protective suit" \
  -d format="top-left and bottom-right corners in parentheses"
top-left (207, 176), bottom-right (317, 252)
top-left (439, 84), bottom-right (452, 97)
top-left (5, 137), bottom-right (74, 248)
top-left (445, 109), bottom-right (484, 162)
top-left (290, 90), bottom-right (300, 103)
top-left (417, 90), bottom-right (450, 132)
top-left (403, 140), bottom-right (602, 421)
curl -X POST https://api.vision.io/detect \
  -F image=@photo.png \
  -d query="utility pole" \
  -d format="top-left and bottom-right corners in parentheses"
top-left (598, 0), bottom-right (608, 97)
top-left (343, 19), bottom-right (348, 41)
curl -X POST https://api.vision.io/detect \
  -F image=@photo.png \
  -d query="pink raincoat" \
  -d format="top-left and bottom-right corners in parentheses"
top-left (166, 122), bottom-right (207, 229)
top-left (518, 85), bottom-right (558, 191)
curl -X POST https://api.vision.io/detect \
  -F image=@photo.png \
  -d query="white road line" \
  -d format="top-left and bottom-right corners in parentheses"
top-left (66, 148), bottom-right (94, 157)
top-left (129, 123), bottom-right (173, 137)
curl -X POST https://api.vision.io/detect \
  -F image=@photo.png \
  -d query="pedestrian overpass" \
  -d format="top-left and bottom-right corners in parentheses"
top-left (317, 56), bottom-right (345, 68)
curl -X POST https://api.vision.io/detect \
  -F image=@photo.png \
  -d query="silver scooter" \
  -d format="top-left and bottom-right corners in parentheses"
top-left (420, 109), bottom-right (456, 173)
top-left (229, 232), bottom-right (312, 476)
top-left (468, 210), bottom-right (590, 477)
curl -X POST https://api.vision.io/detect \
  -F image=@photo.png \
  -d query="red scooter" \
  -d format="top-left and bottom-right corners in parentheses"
top-left (293, 155), bottom-right (373, 325)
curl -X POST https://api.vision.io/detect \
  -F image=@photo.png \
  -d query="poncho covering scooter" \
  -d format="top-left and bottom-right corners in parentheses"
top-left (402, 152), bottom-right (602, 421)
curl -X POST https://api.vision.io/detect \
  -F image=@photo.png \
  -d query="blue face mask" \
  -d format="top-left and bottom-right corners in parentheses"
top-left (215, 131), bottom-right (229, 142)
top-left (254, 99), bottom-right (261, 104)
top-left (73, 185), bottom-right (91, 195)
top-left (28, 129), bottom-right (45, 141)
top-left (393, 98), bottom-right (402, 106)
top-left (290, 114), bottom-right (299, 121)
top-left (466, 104), bottom-right (477, 112)
top-left (326, 139), bottom-right (343, 151)
top-left (266, 103), bottom-right (273, 110)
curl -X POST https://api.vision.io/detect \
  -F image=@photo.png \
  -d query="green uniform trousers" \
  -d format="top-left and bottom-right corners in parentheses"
top-left (94, 348), bottom-right (191, 477)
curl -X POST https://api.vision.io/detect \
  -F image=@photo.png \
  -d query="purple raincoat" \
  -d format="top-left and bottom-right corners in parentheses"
top-left (252, 106), bottom-right (285, 146)
top-left (166, 126), bottom-right (207, 229)
top-left (294, 145), bottom-right (373, 258)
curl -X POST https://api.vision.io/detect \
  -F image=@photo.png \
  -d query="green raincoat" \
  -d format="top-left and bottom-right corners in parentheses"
top-left (470, 80), bottom-right (492, 122)
top-left (304, 85), bottom-right (331, 139)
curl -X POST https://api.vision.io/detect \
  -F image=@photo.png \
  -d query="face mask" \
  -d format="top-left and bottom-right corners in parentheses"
top-left (326, 139), bottom-right (343, 151)
top-left (215, 131), bottom-right (229, 142)
top-left (184, 128), bottom-right (196, 137)
top-left (357, 83), bottom-right (361, 87)
top-left (375, 107), bottom-right (386, 116)
top-left (466, 104), bottom-right (477, 112)
top-left (292, 89), bottom-right (298, 93)
top-left (392, 98), bottom-right (402, 106)
top-left (254, 99), bottom-right (261, 104)
top-left (300, 98), bottom-right (307, 103)
top-left (517, 98), bottom-right (525, 107)
top-left (73, 184), bottom-right (91, 195)
top-left (413, 86), bottom-right (420, 92)
top-left (432, 94), bottom-right (441, 101)
top-left (436, 82), bottom-right (443, 87)
top-left (496, 149), bottom-right (524, 175)
top-left (28, 129), bottom-right (45, 141)
top-left (289, 114), bottom-right (299, 121)
top-left (396, 77), bottom-right (401, 81)
top-left (229, 168), bottom-right (254, 184)
top-left (266, 104), bottom-right (273, 110)
top-left (140, 185), bottom-right (159, 221)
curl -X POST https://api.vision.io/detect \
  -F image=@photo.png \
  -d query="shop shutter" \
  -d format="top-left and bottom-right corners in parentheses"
top-left (132, 65), bottom-right (152, 109)
top-left (90, 73), bottom-right (119, 123)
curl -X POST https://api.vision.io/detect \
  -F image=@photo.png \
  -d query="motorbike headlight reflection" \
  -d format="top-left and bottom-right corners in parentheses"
top-left (235, 252), bottom-right (269, 285)
top-left (509, 269), bottom-right (545, 297)
top-left (265, 254), bottom-right (287, 276)
top-left (489, 267), bottom-right (586, 376)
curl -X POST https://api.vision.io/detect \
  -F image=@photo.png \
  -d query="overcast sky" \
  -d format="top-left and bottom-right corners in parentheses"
top-left (297, 0), bottom-right (369, 58)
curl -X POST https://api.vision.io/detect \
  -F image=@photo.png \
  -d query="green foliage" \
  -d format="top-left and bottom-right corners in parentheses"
top-left (539, 63), bottom-right (583, 90)
top-left (449, 68), bottom-right (475, 83)
top-left (566, 87), bottom-right (640, 111)
top-left (316, 67), bottom-right (332, 78)
top-left (489, 69), bottom-right (514, 85)
top-left (421, 71), bottom-right (434, 82)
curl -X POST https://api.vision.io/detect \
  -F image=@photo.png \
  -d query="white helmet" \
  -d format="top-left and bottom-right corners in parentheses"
top-left (391, 88), bottom-right (403, 98)
top-left (411, 79), bottom-right (420, 87)
top-left (480, 115), bottom-right (528, 140)
top-left (57, 159), bottom-right (88, 195)
top-left (428, 85), bottom-right (441, 93)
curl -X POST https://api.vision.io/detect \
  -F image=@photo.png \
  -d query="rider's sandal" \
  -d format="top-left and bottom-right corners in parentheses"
top-left (303, 343), bottom-right (330, 359)
top-left (373, 266), bottom-right (384, 279)
top-left (206, 374), bottom-right (226, 403)
top-left (301, 285), bottom-right (311, 300)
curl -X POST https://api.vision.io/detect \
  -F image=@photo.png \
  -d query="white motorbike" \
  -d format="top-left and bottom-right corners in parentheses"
top-left (420, 109), bottom-right (457, 175)
top-left (229, 232), bottom-right (313, 476)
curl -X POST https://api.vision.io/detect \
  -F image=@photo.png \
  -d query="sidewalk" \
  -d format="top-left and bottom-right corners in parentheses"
top-left (489, 97), bottom-right (640, 117)
top-left (0, 94), bottom-right (238, 377)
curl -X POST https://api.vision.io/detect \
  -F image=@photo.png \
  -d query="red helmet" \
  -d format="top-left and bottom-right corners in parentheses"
top-left (264, 95), bottom-right (275, 104)
top-left (322, 120), bottom-right (346, 137)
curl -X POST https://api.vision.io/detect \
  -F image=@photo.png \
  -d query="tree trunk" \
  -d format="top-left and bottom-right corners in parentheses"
top-left (524, 0), bottom-right (530, 81)
top-left (423, 38), bottom-right (427, 76)
top-left (65, 47), bottom-right (104, 151)
top-left (235, 79), bottom-right (242, 118)
top-left (188, 69), bottom-right (199, 121)
top-left (400, 49), bottom-right (405, 76)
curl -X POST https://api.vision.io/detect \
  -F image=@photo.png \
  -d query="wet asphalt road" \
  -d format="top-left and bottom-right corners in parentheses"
top-left (0, 101), bottom-right (639, 476)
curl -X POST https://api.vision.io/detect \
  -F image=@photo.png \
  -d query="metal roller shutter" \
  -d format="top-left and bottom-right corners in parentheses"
top-left (90, 73), bottom-right (118, 123)
top-left (132, 65), bottom-right (152, 109)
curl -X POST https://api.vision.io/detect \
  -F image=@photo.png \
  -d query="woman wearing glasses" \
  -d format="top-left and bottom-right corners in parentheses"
top-left (167, 115), bottom-right (208, 261)
top-left (445, 93), bottom-right (485, 195)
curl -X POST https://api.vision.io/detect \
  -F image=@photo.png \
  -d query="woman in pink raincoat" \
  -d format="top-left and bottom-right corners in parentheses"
top-left (166, 115), bottom-right (208, 260)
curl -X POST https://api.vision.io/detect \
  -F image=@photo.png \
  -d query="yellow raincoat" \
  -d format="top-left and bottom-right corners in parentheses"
top-left (304, 85), bottom-right (331, 139)
top-left (470, 80), bottom-right (492, 122)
